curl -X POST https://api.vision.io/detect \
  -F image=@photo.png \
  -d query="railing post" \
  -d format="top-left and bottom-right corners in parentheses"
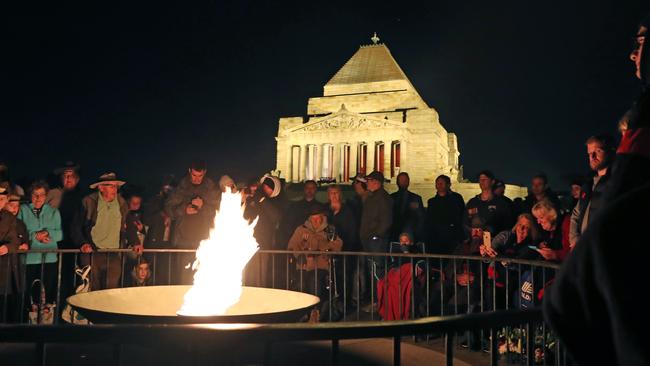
top-left (445, 333), bottom-right (454, 366)
top-left (393, 336), bottom-right (401, 366)
top-left (331, 339), bottom-right (339, 366)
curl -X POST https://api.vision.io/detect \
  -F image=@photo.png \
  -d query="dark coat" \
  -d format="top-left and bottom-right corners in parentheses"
top-left (327, 204), bottom-right (359, 251)
top-left (245, 192), bottom-right (287, 250)
top-left (143, 194), bottom-right (172, 248)
top-left (465, 194), bottom-right (514, 235)
top-left (360, 187), bottom-right (393, 244)
top-left (544, 182), bottom-right (650, 365)
top-left (390, 189), bottom-right (425, 242)
top-left (425, 191), bottom-right (465, 254)
top-left (0, 211), bottom-right (21, 294)
top-left (278, 198), bottom-right (325, 246)
top-left (57, 187), bottom-right (85, 249)
top-left (521, 189), bottom-right (562, 215)
top-left (165, 175), bottom-right (218, 248)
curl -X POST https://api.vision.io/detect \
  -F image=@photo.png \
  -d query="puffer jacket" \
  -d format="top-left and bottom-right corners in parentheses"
top-left (287, 216), bottom-right (342, 271)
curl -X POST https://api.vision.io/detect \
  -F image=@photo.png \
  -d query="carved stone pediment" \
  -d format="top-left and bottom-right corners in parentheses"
top-left (288, 111), bottom-right (403, 133)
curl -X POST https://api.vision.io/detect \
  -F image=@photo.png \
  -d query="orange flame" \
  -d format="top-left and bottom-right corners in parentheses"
top-left (178, 191), bottom-right (259, 316)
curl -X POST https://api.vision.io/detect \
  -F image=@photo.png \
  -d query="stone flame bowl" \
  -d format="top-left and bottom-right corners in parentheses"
top-left (66, 286), bottom-right (320, 324)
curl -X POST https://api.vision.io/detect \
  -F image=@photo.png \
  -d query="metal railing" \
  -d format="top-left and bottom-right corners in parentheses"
top-left (0, 248), bottom-right (565, 365)
top-left (0, 308), bottom-right (549, 366)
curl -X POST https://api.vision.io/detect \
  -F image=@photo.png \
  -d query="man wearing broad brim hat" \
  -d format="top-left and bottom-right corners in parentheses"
top-left (76, 172), bottom-right (131, 290)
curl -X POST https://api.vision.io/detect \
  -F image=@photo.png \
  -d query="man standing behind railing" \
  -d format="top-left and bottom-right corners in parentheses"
top-left (73, 173), bottom-right (129, 290)
top-left (47, 162), bottom-right (85, 303)
top-left (0, 187), bottom-right (22, 322)
top-left (359, 171), bottom-right (392, 303)
top-left (165, 160), bottom-right (218, 285)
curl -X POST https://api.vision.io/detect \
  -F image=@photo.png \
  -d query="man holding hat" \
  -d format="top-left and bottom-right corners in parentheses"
top-left (359, 171), bottom-right (392, 285)
top-left (73, 172), bottom-right (129, 290)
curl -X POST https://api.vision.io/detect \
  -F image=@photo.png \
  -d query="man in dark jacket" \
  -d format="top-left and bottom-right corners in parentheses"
top-left (521, 173), bottom-right (561, 214)
top-left (165, 160), bottom-right (218, 285)
top-left (0, 187), bottom-right (21, 322)
top-left (143, 175), bottom-right (176, 284)
top-left (569, 134), bottom-right (615, 248)
top-left (278, 180), bottom-right (324, 247)
top-left (74, 173), bottom-right (130, 290)
top-left (49, 162), bottom-right (85, 301)
top-left (544, 15), bottom-right (650, 365)
top-left (243, 174), bottom-right (286, 287)
top-left (390, 172), bottom-right (425, 243)
top-left (466, 170), bottom-right (513, 236)
top-left (426, 175), bottom-right (466, 254)
top-left (360, 171), bottom-right (392, 281)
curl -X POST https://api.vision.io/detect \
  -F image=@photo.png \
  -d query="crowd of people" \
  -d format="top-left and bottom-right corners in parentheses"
top-left (0, 129), bottom-right (614, 324)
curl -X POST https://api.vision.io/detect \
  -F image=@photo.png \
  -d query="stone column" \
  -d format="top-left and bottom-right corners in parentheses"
top-left (350, 142), bottom-right (358, 179)
top-left (300, 145), bottom-right (307, 182)
top-left (384, 141), bottom-right (392, 179)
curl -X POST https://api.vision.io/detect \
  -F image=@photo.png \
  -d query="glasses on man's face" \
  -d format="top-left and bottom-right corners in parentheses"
top-left (31, 193), bottom-right (46, 198)
top-left (100, 184), bottom-right (118, 189)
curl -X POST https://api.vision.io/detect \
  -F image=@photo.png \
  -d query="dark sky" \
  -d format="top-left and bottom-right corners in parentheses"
top-left (5, 1), bottom-right (649, 194)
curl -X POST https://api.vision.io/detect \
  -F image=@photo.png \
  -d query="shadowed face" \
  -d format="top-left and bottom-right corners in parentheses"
top-left (531, 177), bottom-right (546, 196)
top-left (304, 182), bottom-right (317, 201)
top-left (478, 174), bottom-right (493, 192)
top-left (5, 201), bottom-right (20, 216)
top-left (587, 142), bottom-right (608, 171)
top-left (189, 169), bottom-right (206, 185)
top-left (515, 217), bottom-right (532, 243)
top-left (571, 184), bottom-right (582, 200)
top-left (98, 183), bottom-right (118, 202)
top-left (327, 188), bottom-right (341, 204)
top-left (435, 177), bottom-right (450, 195)
top-left (62, 170), bottom-right (79, 191)
top-left (630, 26), bottom-right (647, 80)
top-left (31, 188), bottom-right (47, 209)
top-left (309, 213), bottom-right (324, 229)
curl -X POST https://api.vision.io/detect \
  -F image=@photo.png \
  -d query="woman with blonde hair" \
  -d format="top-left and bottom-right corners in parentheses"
top-left (531, 199), bottom-right (570, 261)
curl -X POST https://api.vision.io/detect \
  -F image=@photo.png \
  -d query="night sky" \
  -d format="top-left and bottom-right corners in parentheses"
top-left (5, 1), bottom-right (649, 195)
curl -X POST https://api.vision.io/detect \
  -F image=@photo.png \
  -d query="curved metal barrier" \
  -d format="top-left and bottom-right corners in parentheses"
top-left (0, 249), bottom-right (565, 365)
top-left (0, 308), bottom-right (548, 366)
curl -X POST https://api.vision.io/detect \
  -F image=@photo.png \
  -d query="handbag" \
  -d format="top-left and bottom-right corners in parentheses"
top-left (28, 279), bottom-right (56, 325)
top-left (61, 265), bottom-right (91, 324)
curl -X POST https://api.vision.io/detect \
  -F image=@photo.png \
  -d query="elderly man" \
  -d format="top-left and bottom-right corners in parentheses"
top-left (74, 173), bottom-right (131, 290)
top-left (287, 205), bottom-right (342, 299)
top-left (165, 160), bottom-right (218, 285)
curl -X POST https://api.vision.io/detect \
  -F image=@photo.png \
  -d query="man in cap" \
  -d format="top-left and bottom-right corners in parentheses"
top-left (359, 171), bottom-right (392, 299)
top-left (73, 172), bottom-right (129, 290)
top-left (465, 170), bottom-right (514, 236)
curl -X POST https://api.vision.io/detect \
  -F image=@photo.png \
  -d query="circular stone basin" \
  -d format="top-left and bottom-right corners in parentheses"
top-left (67, 286), bottom-right (320, 324)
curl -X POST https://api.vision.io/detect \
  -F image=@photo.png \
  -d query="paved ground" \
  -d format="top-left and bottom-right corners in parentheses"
top-left (1, 338), bottom-right (494, 366)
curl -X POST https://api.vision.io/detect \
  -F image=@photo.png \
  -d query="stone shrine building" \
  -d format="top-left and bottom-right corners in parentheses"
top-left (274, 35), bottom-right (526, 202)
